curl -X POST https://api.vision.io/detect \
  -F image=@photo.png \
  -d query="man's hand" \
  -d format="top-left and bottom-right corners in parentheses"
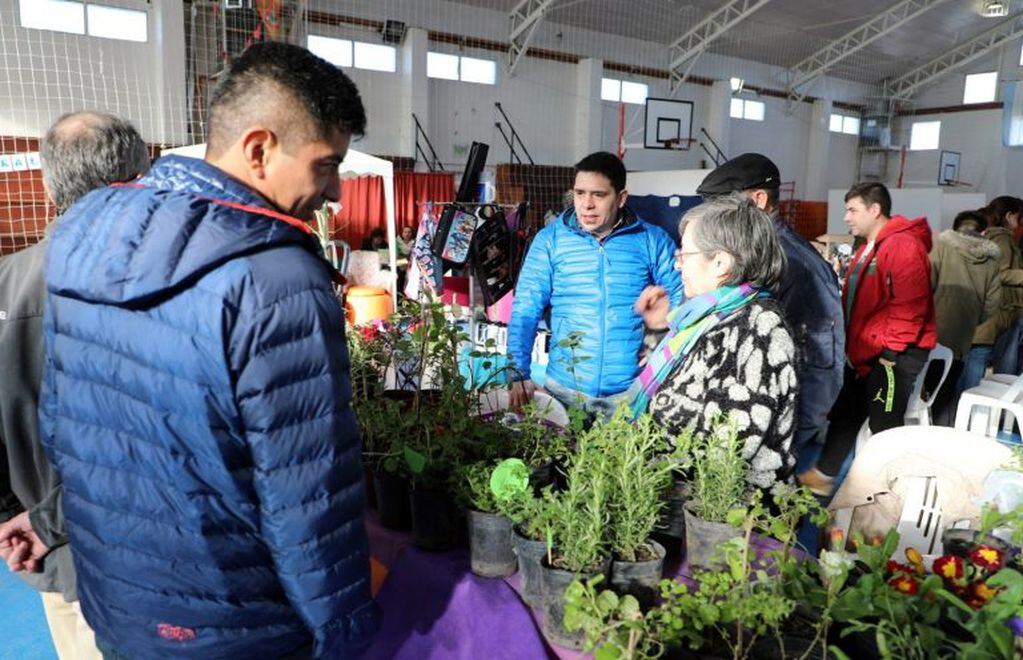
top-left (508, 379), bottom-right (538, 408)
top-left (0, 512), bottom-right (49, 573)
top-left (635, 285), bottom-right (670, 330)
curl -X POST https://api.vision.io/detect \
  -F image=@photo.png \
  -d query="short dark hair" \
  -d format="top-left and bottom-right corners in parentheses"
top-left (743, 185), bottom-right (780, 211)
top-left (207, 42), bottom-right (366, 157)
top-left (953, 210), bottom-right (988, 233)
top-left (845, 182), bottom-right (892, 218)
top-left (574, 151), bottom-right (626, 193)
top-left (983, 196), bottom-right (1023, 228)
top-left (40, 111), bottom-right (150, 213)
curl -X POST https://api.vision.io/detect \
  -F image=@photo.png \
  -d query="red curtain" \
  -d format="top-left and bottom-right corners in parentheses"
top-left (335, 175), bottom-right (386, 249)
top-left (394, 171), bottom-right (456, 231)
top-left (333, 171), bottom-right (456, 249)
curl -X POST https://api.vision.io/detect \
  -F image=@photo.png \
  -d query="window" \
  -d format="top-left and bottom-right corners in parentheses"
top-left (306, 36), bottom-right (396, 73)
top-left (87, 5), bottom-right (147, 42)
top-left (910, 120), bottom-right (941, 150)
top-left (730, 98), bottom-right (765, 121)
top-left (963, 71), bottom-right (998, 104)
top-left (353, 42), bottom-right (396, 73)
top-left (307, 35), bottom-right (353, 68)
top-left (427, 53), bottom-right (496, 84)
top-left (601, 78), bottom-right (621, 102)
top-left (601, 77), bottom-right (648, 104)
top-left (1019, 42), bottom-right (1023, 66)
top-left (19, 1), bottom-right (148, 41)
top-left (20, 0), bottom-right (85, 35)
top-left (459, 56), bottom-right (496, 85)
top-left (830, 113), bottom-right (861, 135)
top-left (427, 52), bottom-right (459, 80)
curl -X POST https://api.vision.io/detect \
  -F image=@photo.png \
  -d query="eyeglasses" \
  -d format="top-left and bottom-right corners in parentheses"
top-left (674, 249), bottom-right (706, 262)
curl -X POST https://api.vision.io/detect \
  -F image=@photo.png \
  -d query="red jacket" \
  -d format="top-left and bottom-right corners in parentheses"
top-left (843, 215), bottom-right (938, 376)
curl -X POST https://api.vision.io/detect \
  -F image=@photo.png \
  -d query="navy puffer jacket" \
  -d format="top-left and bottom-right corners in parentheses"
top-left (507, 208), bottom-right (683, 397)
top-left (39, 156), bottom-right (378, 658)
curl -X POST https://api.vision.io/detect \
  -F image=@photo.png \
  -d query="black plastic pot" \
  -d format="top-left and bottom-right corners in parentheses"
top-left (468, 510), bottom-right (517, 578)
top-left (363, 465), bottom-right (377, 510)
top-left (941, 528), bottom-right (1013, 559)
top-left (610, 540), bottom-right (666, 609)
top-left (513, 529), bottom-right (547, 607)
top-left (409, 487), bottom-right (464, 551)
top-left (529, 460), bottom-right (555, 495)
top-left (539, 556), bottom-right (611, 650)
top-left (374, 470), bottom-right (410, 530)
top-left (751, 634), bottom-right (827, 659)
top-left (683, 502), bottom-right (743, 571)
top-left (655, 479), bottom-right (688, 539)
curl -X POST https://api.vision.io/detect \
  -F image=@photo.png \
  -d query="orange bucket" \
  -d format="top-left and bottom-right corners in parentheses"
top-left (345, 286), bottom-right (393, 325)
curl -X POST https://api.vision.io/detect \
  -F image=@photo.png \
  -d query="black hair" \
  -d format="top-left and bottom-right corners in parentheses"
top-left (574, 151), bottom-right (626, 193)
top-left (983, 196), bottom-right (1023, 228)
top-left (953, 210), bottom-right (988, 233)
top-left (845, 182), bottom-right (892, 218)
top-left (207, 42), bottom-right (366, 156)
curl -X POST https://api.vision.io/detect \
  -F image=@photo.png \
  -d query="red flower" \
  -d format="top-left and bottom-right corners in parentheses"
top-left (933, 555), bottom-right (965, 582)
top-left (969, 545), bottom-right (1005, 572)
top-left (889, 574), bottom-right (920, 595)
top-left (966, 580), bottom-right (1001, 607)
top-left (887, 560), bottom-right (915, 575)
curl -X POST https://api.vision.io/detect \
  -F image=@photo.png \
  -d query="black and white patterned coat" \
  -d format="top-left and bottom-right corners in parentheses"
top-left (648, 299), bottom-right (799, 489)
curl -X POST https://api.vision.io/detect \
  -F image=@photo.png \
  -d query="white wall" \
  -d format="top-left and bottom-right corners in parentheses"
top-left (0, 0), bottom-right (188, 144)
top-left (885, 35), bottom-right (1023, 200)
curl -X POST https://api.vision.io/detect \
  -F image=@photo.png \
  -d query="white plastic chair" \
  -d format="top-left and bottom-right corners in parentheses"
top-left (476, 389), bottom-right (570, 428)
top-left (954, 371), bottom-right (1023, 439)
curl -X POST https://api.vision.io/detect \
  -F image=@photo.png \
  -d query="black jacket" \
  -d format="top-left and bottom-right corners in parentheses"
top-left (0, 237), bottom-right (76, 599)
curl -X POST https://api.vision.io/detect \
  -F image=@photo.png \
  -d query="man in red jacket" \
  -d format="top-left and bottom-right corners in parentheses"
top-left (799, 182), bottom-right (937, 495)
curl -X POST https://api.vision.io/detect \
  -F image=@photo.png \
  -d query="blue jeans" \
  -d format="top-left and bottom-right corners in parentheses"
top-left (543, 377), bottom-right (629, 420)
top-left (957, 345), bottom-right (993, 398)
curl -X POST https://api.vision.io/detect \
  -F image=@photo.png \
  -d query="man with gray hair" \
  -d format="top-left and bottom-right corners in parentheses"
top-left (0, 111), bottom-right (149, 659)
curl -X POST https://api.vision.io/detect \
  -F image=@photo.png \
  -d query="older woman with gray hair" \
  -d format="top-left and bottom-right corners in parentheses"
top-left (627, 193), bottom-right (798, 489)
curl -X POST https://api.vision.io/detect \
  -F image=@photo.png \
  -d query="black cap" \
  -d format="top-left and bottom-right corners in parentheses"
top-left (696, 153), bottom-right (780, 197)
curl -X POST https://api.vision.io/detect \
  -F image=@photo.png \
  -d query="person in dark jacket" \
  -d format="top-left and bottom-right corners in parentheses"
top-left (696, 154), bottom-right (845, 469)
top-left (800, 182), bottom-right (937, 495)
top-left (928, 211), bottom-right (1001, 424)
top-left (507, 152), bottom-right (682, 416)
top-left (37, 43), bottom-right (379, 658)
top-left (0, 111), bottom-right (150, 660)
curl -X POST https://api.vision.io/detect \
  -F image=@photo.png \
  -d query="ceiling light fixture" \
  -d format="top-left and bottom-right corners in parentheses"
top-left (981, 1), bottom-right (1009, 18)
top-left (730, 77), bottom-right (744, 93)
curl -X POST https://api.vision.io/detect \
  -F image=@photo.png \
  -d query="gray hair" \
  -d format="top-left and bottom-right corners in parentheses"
top-left (40, 112), bottom-right (150, 213)
top-left (679, 193), bottom-right (787, 290)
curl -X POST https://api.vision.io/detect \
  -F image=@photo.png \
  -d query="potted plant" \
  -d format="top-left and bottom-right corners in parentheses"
top-left (600, 409), bottom-right (675, 608)
top-left (684, 416), bottom-right (749, 571)
top-left (455, 459), bottom-right (520, 578)
top-left (494, 466), bottom-right (555, 607)
top-left (539, 431), bottom-right (613, 649)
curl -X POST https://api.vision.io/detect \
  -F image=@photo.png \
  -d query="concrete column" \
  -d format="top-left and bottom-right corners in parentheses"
top-left (804, 98), bottom-right (832, 201)
top-left (574, 58), bottom-right (603, 159)
top-left (704, 79), bottom-right (732, 162)
top-left (153, 0), bottom-right (187, 145)
top-left (399, 27), bottom-right (429, 165)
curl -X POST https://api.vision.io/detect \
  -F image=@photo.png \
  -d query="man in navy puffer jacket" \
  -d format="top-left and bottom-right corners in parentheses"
top-left (508, 152), bottom-right (683, 414)
top-left (39, 43), bottom-right (378, 658)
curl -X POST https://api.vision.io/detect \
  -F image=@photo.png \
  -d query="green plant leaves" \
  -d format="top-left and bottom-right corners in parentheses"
top-left (403, 445), bottom-right (427, 475)
top-left (490, 458), bottom-right (530, 501)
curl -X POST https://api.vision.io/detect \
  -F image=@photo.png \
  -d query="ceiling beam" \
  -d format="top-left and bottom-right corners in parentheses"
top-left (886, 10), bottom-right (1023, 100)
top-left (508, 0), bottom-right (562, 76)
top-left (785, 0), bottom-right (949, 102)
top-left (668, 0), bottom-right (774, 90)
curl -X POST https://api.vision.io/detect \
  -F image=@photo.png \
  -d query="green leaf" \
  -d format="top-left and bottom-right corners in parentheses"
top-left (618, 594), bottom-right (640, 619)
top-left (403, 445), bottom-right (427, 474)
top-left (594, 644), bottom-right (620, 660)
top-left (725, 507), bottom-right (747, 528)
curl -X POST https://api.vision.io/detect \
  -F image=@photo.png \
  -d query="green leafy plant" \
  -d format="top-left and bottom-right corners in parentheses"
top-left (690, 415), bottom-right (749, 524)
top-left (564, 575), bottom-right (662, 660)
top-left (598, 408), bottom-right (674, 562)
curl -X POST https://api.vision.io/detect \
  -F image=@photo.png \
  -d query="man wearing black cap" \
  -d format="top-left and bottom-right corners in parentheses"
top-left (697, 153), bottom-right (844, 472)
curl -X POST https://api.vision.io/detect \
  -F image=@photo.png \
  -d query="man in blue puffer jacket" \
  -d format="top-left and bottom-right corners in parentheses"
top-left (38, 43), bottom-right (378, 658)
top-left (508, 152), bottom-right (683, 414)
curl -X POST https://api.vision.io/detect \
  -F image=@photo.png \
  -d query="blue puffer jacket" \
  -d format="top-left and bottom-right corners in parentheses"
top-left (508, 208), bottom-right (683, 397)
top-left (39, 156), bottom-right (378, 658)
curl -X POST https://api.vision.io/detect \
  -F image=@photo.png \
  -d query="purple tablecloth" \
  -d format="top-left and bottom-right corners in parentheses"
top-left (363, 513), bottom-right (791, 659)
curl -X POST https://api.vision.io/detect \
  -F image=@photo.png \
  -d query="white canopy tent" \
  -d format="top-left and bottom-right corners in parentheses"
top-left (161, 144), bottom-right (398, 306)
